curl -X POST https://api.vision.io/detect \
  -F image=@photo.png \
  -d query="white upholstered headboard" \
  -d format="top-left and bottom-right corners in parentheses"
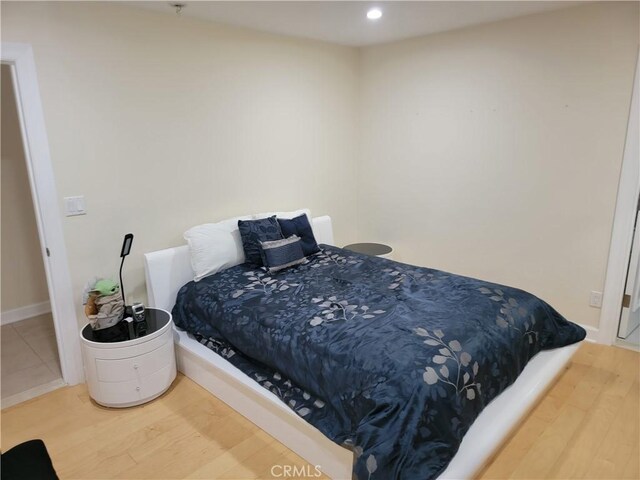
top-left (144, 215), bottom-right (334, 313)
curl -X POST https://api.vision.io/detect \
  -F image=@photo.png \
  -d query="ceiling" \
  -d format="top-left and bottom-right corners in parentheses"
top-left (130, 1), bottom-right (581, 47)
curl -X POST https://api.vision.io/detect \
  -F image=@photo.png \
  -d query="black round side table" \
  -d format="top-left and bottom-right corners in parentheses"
top-left (344, 242), bottom-right (393, 259)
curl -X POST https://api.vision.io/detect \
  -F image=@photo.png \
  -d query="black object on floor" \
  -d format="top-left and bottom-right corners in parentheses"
top-left (1, 439), bottom-right (58, 480)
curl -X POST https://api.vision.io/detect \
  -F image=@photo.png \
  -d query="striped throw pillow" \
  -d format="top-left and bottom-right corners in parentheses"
top-left (259, 235), bottom-right (306, 273)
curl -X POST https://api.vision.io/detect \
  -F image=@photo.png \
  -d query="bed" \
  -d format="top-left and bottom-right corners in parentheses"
top-left (144, 214), bottom-right (584, 479)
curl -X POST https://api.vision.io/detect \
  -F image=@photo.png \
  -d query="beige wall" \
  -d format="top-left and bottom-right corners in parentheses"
top-left (1, 65), bottom-right (50, 312)
top-left (359, 2), bottom-right (639, 328)
top-left (1, 2), bottom-right (360, 326)
top-left (2, 2), bottom-right (637, 332)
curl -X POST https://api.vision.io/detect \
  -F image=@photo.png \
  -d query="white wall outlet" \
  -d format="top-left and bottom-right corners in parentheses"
top-left (64, 196), bottom-right (86, 216)
top-left (589, 291), bottom-right (603, 308)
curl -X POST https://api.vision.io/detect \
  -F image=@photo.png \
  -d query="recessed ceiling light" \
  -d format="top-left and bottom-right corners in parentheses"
top-left (367, 8), bottom-right (382, 20)
top-left (169, 3), bottom-right (186, 14)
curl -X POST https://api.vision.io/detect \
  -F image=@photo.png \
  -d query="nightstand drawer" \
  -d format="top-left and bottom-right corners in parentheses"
top-left (95, 362), bottom-right (175, 407)
top-left (140, 363), bottom-right (175, 400)
top-left (97, 378), bottom-right (141, 405)
top-left (95, 341), bottom-right (173, 383)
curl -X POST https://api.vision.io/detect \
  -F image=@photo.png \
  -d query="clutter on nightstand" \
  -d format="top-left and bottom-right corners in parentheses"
top-left (82, 233), bottom-right (148, 342)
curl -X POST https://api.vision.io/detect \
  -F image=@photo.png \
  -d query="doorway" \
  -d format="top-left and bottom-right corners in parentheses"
top-left (616, 197), bottom-right (640, 350)
top-left (1, 43), bottom-right (84, 397)
top-left (1, 64), bottom-right (65, 407)
top-left (600, 50), bottom-right (639, 346)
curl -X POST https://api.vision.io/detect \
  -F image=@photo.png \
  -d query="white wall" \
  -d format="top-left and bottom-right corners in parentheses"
top-left (1, 65), bottom-right (50, 312)
top-left (359, 2), bottom-right (639, 328)
top-left (1, 2), bottom-right (359, 327)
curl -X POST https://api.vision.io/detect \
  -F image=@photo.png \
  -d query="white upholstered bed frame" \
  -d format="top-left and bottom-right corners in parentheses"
top-left (144, 215), bottom-right (580, 480)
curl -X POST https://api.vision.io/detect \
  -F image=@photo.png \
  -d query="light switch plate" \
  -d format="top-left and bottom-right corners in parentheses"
top-left (589, 291), bottom-right (603, 308)
top-left (64, 196), bottom-right (86, 216)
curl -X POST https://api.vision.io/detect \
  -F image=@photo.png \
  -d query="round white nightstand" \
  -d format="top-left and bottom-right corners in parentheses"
top-left (344, 242), bottom-right (393, 260)
top-left (80, 308), bottom-right (176, 408)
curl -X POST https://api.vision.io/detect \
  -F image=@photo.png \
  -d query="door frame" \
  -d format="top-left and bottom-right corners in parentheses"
top-left (1, 43), bottom-right (83, 385)
top-left (599, 50), bottom-right (640, 345)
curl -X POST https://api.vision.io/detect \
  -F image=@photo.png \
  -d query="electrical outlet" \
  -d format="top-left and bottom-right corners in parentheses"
top-left (589, 291), bottom-right (603, 308)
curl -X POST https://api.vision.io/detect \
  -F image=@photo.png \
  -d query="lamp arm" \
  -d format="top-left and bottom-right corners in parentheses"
top-left (119, 256), bottom-right (126, 305)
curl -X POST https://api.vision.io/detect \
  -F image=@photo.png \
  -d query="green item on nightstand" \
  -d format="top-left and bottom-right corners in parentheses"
top-left (92, 279), bottom-right (119, 296)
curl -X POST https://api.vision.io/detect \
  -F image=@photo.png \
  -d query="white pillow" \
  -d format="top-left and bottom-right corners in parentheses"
top-left (184, 216), bottom-right (251, 282)
top-left (253, 208), bottom-right (311, 220)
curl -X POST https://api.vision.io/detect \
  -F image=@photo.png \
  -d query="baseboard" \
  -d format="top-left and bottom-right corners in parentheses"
top-left (1, 378), bottom-right (65, 410)
top-left (577, 323), bottom-right (599, 343)
top-left (1, 301), bottom-right (51, 326)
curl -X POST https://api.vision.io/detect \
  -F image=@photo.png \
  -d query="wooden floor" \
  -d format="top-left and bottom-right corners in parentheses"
top-left (479, 342), bottom-right (640, 480)
top-left (1, 342), bottom-right (638, 479)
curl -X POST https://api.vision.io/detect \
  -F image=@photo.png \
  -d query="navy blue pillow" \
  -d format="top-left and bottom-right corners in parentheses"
top-left (238, 216), bottom-right (284, 266)
top-left (277, 214), bottom-right (320, 256)
top-left (260, 235), bottom-right (306, 273)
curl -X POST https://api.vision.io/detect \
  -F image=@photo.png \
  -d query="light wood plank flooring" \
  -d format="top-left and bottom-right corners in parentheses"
top-left (479, 342), bottom-right (640, 479)
top-left (1, 342), bottom-right (638, 479)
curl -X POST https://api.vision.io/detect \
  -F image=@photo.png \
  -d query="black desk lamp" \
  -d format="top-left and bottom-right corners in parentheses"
top-left (119, 233), bottom-right (134, 304)
top-left (119, 233), bottom-right (147, 337)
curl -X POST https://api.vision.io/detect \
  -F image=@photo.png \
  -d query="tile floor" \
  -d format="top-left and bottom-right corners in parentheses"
top-left (625, 323), bottom-right (640, 344)
top-left (1, 313), bottom-right (62, 405)
top-left (617, 324), bottom-right (640, 352)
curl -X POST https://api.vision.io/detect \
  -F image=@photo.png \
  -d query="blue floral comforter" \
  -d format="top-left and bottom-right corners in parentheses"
top-left (172, 245), bottom-right (585, 479)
